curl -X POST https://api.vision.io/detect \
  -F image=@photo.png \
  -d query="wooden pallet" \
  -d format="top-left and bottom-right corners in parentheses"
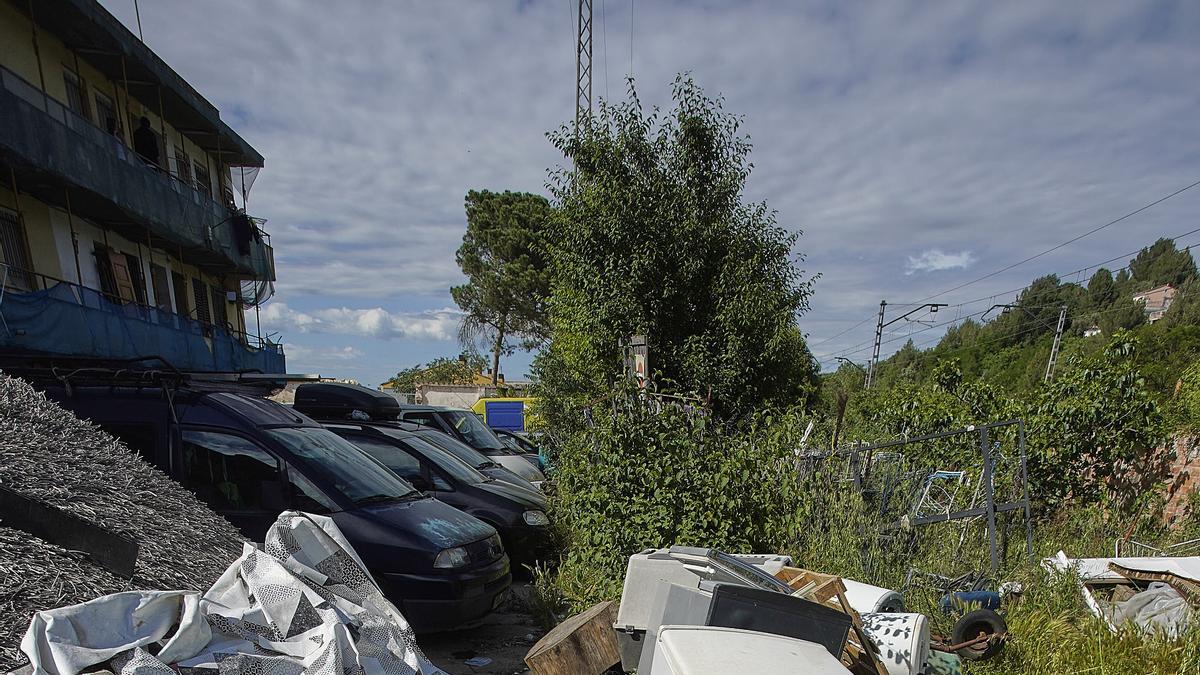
top-left (775, 567), bottom-right (890, 675)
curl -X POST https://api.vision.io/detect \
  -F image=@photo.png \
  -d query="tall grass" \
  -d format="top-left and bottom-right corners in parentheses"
top-left (538, 403), bottom-right (1200, 673)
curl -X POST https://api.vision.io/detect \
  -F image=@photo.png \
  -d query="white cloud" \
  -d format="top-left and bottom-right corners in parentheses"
top-left (283, 344), bottom-right (364, 362)
top-left (905, 249), bottom-right (977, 275)
top-left (95, 0), bottom-right (1200, 379)
top-left (262, 303), bottom-right (461, 341)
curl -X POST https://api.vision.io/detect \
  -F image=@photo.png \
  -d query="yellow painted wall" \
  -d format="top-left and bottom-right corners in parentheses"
top-left (0, 2), bottom-right (40, 86)
top-left (0, 185), bottom-right (63, 281)
top-left (0, 5), bottom-right (247, 331)
top-left (0, 4), bottom-right (224, 189)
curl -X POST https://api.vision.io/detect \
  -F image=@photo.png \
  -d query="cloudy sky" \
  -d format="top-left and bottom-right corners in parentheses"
top-left (98, 1), bottom-right (1200, 385)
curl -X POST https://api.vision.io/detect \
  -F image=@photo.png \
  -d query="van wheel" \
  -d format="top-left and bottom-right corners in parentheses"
top-left (952, 609), bottom-right (1007, 661)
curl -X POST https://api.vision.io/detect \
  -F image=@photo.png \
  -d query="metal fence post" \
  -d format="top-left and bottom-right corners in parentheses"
top-left (1019, 420), bottom-right (1033, 561)
top-left (982, 425), bottom-right (999, 575)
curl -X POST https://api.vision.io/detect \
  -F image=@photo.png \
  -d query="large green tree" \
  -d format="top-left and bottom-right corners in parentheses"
top-left (1129, 238), bottom-right (1197, 289)
top-left (535, 76), bottom-right (818, 421)
top-left (451, 190), bottom-right (553, 384)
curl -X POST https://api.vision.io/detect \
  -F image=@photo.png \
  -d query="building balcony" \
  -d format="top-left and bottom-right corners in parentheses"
top-left (0, 264), bottom-right (285, 374)
top-left (0, 65), bottom-right (273, 281)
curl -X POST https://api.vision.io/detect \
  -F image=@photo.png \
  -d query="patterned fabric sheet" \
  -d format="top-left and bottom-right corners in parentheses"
top-left (22, 512), bottom-right (447, 675)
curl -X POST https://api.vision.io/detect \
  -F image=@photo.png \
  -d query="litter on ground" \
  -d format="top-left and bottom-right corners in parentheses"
top-left (21, 511), bottom-right (444, 675)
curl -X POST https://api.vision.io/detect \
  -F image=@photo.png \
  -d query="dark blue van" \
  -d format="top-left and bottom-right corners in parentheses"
top-left (47, 386), bottom-right (511, 633)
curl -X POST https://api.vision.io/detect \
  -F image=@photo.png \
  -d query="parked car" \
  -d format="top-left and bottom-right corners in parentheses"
top-left (493, 428), bottom-right (550, 471)
top-left (47, 385), bottom-right (511, 633)
top-left (411, 426), bottom-right (542, 492)
top-left (322, 422), bottom-right (552, 565)
top-left (292, 382), bottom-right (540, 491)
top-left (397, 403), bottom-right (547, 485)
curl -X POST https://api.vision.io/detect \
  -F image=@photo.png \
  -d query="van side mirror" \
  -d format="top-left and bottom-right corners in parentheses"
top-left (408, 476), bottom-right (431, 492)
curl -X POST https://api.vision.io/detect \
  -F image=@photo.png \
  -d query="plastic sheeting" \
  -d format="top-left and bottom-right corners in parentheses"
top-left (1109, 583), bottom-right (1190, 638)
top-left (0, 283), bottom-right (284, 374)
top-left (21, 512), bottom-right (445, 675)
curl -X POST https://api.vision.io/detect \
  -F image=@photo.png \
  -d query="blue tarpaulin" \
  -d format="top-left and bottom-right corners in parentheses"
top-left (0, 283), bottom-right (284, 373)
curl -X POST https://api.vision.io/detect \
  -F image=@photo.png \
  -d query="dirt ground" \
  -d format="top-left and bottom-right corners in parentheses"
top-left (421, 582), bottom-right (545, 675)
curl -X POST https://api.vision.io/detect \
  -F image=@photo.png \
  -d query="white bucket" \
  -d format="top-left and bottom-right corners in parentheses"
top-left (860, 612), bottom-right (930, 675)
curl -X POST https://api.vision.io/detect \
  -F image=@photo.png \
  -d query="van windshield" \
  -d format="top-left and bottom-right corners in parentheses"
top-left (443, 410), bottom-right (506, 451)
top-left (415, 430), bottom-right (495, 469)
top-left (386, 432), bottom-right (488, 485)
top-left (265, 427), bottom-right (419, 505)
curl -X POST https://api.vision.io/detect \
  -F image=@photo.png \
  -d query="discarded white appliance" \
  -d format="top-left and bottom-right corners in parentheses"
top-left (647, 625), bottom-right (849, 674)
top-left (635, 581), bottom-right (852, 673)
top-left (614, 547), bottom-right (793, 671)
top-left (859, 612), bottom-right (931, 675)
top-left (21, 511), bottom-right (447, 675)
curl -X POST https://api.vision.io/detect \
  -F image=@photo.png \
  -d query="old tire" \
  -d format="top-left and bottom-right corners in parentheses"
top-left (952, 609), bottom-right (1007, 661)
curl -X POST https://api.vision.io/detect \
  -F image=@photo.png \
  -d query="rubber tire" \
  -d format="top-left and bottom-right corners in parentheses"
top-left (952, 609), bottom-right (1007, 661)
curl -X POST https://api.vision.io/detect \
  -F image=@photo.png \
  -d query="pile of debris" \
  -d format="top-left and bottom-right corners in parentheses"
top-left (523, 547), bottom-right (1007, 675)
top-left (1047, 550), bottom-right (1200, 637)
top-left (0, 374), bottom-right (244, 670)
top-left (17, 512), bottom-right (442, 675)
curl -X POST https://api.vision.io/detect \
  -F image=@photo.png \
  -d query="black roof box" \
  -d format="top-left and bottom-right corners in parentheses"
top-left (293, 382), bottom-right (400, 421)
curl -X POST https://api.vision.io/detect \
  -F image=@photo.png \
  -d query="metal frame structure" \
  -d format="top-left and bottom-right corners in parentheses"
top-left (854, 419), bottom-right (1033, 575)
top-left (574, 0), bottom-right (593, 132)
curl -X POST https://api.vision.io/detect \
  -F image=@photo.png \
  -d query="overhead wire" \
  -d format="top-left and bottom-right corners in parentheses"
top-left (912, 178), bottom-right (1200, 304)
top-left (811, 181), bottom-right (1200, 362)
top-left (817, 224), bottom-right (1200, 366)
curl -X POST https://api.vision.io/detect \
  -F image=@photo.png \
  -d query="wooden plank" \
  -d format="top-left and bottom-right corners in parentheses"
top-left (525, 601), bottom-right (620, 675)
top-left (0, 485), bottom-right (138, 578)
top-left (775, 567), bottom-right (888, 675)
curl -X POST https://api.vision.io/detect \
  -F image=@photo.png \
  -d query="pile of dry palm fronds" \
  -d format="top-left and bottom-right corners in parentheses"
top-left (0, 374), bottom-right (245, 669)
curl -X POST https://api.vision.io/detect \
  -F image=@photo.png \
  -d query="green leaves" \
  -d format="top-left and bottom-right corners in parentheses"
top-left (452, 190), bottom-right (553, 382)
top-left (535, 75), bottom-right (818, 424)
top-left (381, 352), bottom-right (485, 392)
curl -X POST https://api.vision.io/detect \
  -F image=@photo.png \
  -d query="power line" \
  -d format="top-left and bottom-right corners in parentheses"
top-left (818, 224), bottom-right (1200, 365)
top-left (914, 178), bottom-right (1200, 304)
top-left (811, 181), bottom-right (1200, 358)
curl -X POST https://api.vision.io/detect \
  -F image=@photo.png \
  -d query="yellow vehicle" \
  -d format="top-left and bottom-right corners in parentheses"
top-left (471, 396), bottom-right (538, 431)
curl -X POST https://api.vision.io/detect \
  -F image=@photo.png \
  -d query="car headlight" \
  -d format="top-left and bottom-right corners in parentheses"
top-left (487, 533), bottom-right (505, 558)
top-left (433, 546), bottom-right (469, 569)
top-left (523, 510), bottom-right (550, 526)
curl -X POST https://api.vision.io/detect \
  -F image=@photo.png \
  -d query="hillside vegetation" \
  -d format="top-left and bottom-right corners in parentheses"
top-left (513, 78), bottom-right (1200, 673)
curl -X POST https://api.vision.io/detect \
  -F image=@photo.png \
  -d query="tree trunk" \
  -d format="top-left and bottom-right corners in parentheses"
top-left (491, 314), bottom-right (507, 385)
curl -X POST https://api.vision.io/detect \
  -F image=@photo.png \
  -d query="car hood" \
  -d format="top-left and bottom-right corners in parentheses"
top-left (336, 495), bottom-right (496, 552)
top-left (482, 466), bottom-right (539, 492)
top-left (476, 480), bottom-right (549, 510)
top-left (491, 454), bottom-right (546, 482)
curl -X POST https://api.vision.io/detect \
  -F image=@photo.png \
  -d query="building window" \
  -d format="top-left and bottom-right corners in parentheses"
top-left (0, 208), bottom-right (34, 291)
top-left (62, 68), bottom-right (88, 118)
top-left (149, 264), bottom-right (172, 313)
top-left (192, 277), bottom-right (211, 324)
top-left (171, 271), bottom-right (190, 316)
top-left (193, 161), bottom-right (212, 197)
top-left (210, 284), bottom-right (229, 329)
top-left (94, 91), bottom-right (119, 138)
top-left (124, 253), bottom-right (147, 305)
top-left (93, 246), bottom-right (142, 304)
top-left (174, 147), bottom-right (192, 184)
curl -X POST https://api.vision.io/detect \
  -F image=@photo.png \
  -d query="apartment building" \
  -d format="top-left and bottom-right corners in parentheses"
top-left (0, 0), bottom-right (282, 373)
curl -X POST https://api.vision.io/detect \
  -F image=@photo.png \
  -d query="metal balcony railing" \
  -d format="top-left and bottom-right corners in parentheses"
top-left (0, 263), bottom-right (284, 374)
top-left (0, 64), bottom-right (273, 281)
